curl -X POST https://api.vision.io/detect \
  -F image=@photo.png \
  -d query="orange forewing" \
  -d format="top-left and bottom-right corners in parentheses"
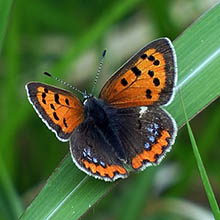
top-left (100, 38), bottom-right (176, 108)
top-left (27, 82), bottom-right (84, 141)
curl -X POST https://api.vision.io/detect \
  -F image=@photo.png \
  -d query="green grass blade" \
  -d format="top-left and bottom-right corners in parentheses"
top-left (19, 156), bottom-right (113, 219)
top-left (0, 0), bottom-right (24, 219)
top-left (117, 168), bottom-right (156, 220)
top-left (20, 3), bottom-right (220, 220)
top-left (0, 158), bottom-right (24, 220)
top-left (0, 0), bottom-right (13, 52)
top-left (180, 90), bottom-right (220, 219)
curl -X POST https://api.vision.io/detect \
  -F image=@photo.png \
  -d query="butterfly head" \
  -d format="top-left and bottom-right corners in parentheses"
top-left (82, 90), bottom-right (93, 104)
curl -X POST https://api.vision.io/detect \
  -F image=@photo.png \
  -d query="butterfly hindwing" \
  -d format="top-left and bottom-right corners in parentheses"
top-left (116, 106), bottom-right (177, 170)
top-left (70, 117), bottom-right (128, 181)
top-left (99, 38), bottom-right (177, 108)
top-left (26, 82), bottom-right (84, 141)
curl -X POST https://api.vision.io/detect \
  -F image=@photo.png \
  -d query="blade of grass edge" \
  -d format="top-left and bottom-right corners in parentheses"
top-left (0, 0), bottom-right (24, 219)
top-left (180, 90), bottom-right (220, 220)
top-left (0, 0), bottom-right (13, 52)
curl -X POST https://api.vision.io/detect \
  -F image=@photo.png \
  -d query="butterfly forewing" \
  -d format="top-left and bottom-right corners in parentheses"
top-left (26, 82), bottom-right (84, 141)
top-left (99, 38), bottom-right (177, 108)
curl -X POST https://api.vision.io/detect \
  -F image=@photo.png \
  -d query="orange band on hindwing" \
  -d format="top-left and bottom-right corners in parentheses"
top-left (82, 160), bottom-right (127, 179)
top-left (132, 130), bottom-right (171, 169)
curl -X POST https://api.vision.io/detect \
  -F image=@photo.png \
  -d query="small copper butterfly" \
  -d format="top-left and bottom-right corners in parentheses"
top-left (26, 38), bottom-right (177, 181)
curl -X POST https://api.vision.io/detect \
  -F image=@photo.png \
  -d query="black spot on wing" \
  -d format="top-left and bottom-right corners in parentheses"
top-left (146, 89), bottom-right (152, 99)
top-left (148, 70), bottom-right (154, 77)
top-left (131, 66), bottom-right (141, 77)
top-left (50, 103), bottom-right (55, 110)
top-left (141, 54), bottom-right (147, 59)
top-left (153, 78), bottom-right (160, 86)
top-left (53, 112), bottom-right (59, 120)
top-left (65, 98), bottom-right (70, 106)
top-left (148, 55), bottom-right (155, 61)
top-left (63, 118), bottom-right (68, 127)
top-left (153, 60), bottom-right (160, 66)
top-left (42, 93), bottom-right (46, 98)
top-left (121, 78), bottom-right (128, 86)
top-left (55, 94), bottom-right (60, 104)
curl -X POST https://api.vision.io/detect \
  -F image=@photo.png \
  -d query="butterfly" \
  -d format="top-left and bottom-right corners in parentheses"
top-left (26, 38), bottom-right (177, 181)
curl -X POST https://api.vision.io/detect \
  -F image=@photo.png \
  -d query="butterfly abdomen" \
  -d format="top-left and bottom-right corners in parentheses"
top-left (83, 97), bottom-right (126, 160)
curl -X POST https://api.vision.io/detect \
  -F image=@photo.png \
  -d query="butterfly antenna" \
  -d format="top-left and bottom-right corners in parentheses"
top-left (43, 72), bottom-right (84, 96)
top-left (91, 49), bottom-right (106, 94)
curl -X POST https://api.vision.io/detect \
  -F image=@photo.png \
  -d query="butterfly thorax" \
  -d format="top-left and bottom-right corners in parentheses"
top-left (83, 96), bottom-right (126, 161)
top-left (83, 96), bottom-right (108, 123)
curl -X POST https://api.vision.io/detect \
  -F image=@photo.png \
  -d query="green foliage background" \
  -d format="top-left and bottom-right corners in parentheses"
top-left (0, 0), bottom-right (220, 219)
